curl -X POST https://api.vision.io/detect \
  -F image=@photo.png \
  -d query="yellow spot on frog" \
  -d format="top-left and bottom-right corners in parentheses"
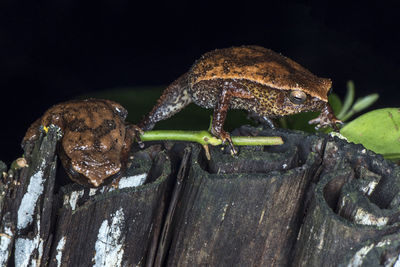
top-left (43, 125), bottom-right (49, 133)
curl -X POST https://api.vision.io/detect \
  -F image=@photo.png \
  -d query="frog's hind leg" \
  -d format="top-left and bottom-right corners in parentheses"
top-left (139, 73), bottom-right (192, 131)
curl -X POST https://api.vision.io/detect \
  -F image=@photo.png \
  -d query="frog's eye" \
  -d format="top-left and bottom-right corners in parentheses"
top-left (289, 90), bottom-right (307, 104)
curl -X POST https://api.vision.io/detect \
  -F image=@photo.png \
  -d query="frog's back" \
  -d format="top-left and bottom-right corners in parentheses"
top-left (189, 46), bottom-right (331, 101)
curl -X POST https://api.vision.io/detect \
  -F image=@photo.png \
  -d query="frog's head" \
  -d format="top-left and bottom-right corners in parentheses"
top-left (283, 75), bottom-right (330, 109)
top-left (57, 99), bottom-right (130, 187)
top-left (250, 74), bottom-right (341, 130)
top-left (287, 77), bottom-right (342, 131)
top-left (278, 77), bottom-right (342, 130)
top-left (58, 133), bottom-right (124, 187)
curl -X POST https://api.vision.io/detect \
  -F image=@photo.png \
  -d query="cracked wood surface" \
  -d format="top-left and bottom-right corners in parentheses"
top-left (0, 126), bottom-right (399, 266)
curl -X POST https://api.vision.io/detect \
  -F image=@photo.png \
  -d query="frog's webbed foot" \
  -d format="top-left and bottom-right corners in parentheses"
top-left (309, 104), bottom-right (343, 131)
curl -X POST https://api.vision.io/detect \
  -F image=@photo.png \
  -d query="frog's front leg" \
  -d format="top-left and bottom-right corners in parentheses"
top-left (308, 103), bottom-right (342, 131)
top-left (211, 80), bottom-right (254, 154)
top-left (139, 73), bottom-right (192, 131)
top-left (247, 112), bottom-right (276, 129)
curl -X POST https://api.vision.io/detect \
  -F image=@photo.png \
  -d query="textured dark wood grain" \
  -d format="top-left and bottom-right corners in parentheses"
top-left (1, 126), bottom-right (399, 266)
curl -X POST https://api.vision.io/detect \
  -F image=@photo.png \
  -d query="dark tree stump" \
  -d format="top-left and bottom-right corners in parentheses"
top-left (0, 125), bottom-right (61, 267)
top-left (0, 126), bottom-right (173, 266)
top-left (165, 144), bottom-right (322, 266)
top-left (46, 151), bottom-right (171, 267)
top-left (0, 125), bottom-right (399, 266)
top-left (293, 140), bottom-right (400, 266)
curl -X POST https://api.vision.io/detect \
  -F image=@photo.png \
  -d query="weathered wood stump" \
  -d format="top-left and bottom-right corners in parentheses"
top-left (0, 125), bottom-right (399, 266)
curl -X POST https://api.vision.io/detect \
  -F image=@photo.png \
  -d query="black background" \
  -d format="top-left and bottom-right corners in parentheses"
top-left (1, 0), bottom-right (399, 165)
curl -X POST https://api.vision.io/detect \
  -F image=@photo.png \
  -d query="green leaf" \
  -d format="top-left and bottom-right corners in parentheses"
top-left (328, 93), bottom-right (342, 115)
top-left (340, 108), bottom-right (400, 160)
top-left (352, 94), bottom-right (379, 112)
top-left (341, 94), bottom-right (379, 122)
top-left (337, 80), bottom-right (355, 120)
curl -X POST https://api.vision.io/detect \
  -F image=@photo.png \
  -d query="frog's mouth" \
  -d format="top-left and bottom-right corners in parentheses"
top-left (58, 145), bottom-right (122, 187)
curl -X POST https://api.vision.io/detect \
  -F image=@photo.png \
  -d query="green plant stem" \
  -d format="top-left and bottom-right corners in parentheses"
top-left (140, 130), bottom-right (284, 146)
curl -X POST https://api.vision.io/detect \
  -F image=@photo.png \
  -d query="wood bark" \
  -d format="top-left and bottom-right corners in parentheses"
top-left (0, 125), bottom-right (399, 266)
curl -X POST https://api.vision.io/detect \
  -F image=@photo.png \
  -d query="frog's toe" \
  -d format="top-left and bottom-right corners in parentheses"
top-left (135, 135), bottom-right (145, 149)
top-left (330, 119), bottom-right (343, 131)
top-left (335, 119), bottom-right (344, 125)
top-left (127, 124), bottom-right (145, 148)
top-left (219, 132), bottom-right (237, 155)
top-left (308, 117), bottom-right (321, 126)
top-left (309, 117), bottom-right (343, 131)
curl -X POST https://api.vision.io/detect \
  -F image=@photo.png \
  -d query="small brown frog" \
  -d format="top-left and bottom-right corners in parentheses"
top-left (140, 45), bottom-right (341, 152)
top-left (23, 99), bottom-right (138, 187)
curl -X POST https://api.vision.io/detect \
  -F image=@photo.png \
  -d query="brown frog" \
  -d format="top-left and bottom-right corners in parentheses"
top-left (140, 45), bottom-right (341, 152)
top-left (23, 99), bottom-right (138, 187)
